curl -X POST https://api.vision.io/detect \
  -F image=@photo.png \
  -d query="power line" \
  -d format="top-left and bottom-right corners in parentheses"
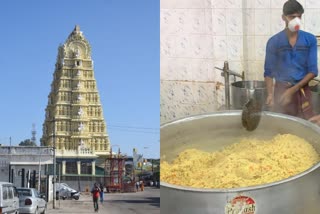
top-left (108, 127), bottom-right (159, 134)
top-left (107, 124), bottom-right (158, 131)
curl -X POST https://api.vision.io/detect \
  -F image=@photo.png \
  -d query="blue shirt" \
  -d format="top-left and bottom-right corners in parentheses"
top-left (264, 30), bottom-right (318, 85)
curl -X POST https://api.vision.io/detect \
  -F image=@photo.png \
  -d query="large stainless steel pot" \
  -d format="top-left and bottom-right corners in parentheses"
top-left (310, 84), bottom-right (320, 114)
top-left (231, 81), bottom-right (267, 109)
top-left (161, 111), bottom-right (320, 214)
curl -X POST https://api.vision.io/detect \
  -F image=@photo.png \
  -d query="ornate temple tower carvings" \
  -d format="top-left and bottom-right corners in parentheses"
top-left (41, 25), bottom-right (111, 155)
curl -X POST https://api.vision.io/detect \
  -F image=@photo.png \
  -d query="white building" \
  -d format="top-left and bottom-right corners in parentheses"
top-left (0, 146), bottom-right (54, 200)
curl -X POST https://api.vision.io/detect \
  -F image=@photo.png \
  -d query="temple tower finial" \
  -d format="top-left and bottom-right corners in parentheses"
top-left (75, 25), bottom-right (80, 32)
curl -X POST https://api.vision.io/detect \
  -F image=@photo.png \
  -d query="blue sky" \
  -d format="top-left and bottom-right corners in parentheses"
top-left (0, 0), bottom-right (159, 158)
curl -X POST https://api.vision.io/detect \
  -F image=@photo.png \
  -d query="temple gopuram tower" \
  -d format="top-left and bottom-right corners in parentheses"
top-left (41, 25), bottom-right (110, 178)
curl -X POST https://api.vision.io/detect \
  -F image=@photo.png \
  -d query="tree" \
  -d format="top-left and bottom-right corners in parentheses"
top-left (19, 139), bottom-right (37, 146)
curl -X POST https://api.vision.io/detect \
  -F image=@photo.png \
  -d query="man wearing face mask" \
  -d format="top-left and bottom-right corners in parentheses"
top-left (264, 0), bottom-right (318, 120)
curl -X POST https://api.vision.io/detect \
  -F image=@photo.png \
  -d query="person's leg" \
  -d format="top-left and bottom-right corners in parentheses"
top-left (96, 198), bottom-right (99, 211)
top-left (93, 197), bottom-right (96, 211)
top-left (100, 192), bottom-right (103, 203)
top-left (299, 86), bottom-right (314, 119)
top-left (274, 82), bottom-right (298, 116)
top-left (95, 198), bottom-right (99, 211)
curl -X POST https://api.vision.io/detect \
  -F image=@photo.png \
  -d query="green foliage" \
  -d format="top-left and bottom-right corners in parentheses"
top-left (19, 139), bottom-right (37, 146)
top-left (153, 171), bottom-right (160, 181)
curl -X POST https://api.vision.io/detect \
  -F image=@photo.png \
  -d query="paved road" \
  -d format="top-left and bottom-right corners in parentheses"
top-left (47, 187), bottom-right (160, 214)
top-left (105, 187), bottom-right (160, 214)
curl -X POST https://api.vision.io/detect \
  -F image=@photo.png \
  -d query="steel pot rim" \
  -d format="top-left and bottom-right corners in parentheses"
top-left (231, 80), bottom-right (266, 89)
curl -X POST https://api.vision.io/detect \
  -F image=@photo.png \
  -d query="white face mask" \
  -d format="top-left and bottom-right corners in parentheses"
top-left (287, 17), bottom-right (301, 32)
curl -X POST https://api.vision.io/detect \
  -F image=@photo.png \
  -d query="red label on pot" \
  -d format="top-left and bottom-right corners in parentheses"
top-left (225, 195), bottom-right (256, 214)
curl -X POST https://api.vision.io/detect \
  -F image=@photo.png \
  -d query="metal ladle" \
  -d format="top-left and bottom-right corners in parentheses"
top-left (242, 93), bottom-right (263, 131)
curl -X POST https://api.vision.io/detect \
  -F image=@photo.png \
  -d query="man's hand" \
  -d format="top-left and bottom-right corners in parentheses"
top-left (309, 114), bottom-right (320, 126)
top-left (265, 94), bottom-right (274, 107)
top-left (279, 87), bottom-right (295, 106)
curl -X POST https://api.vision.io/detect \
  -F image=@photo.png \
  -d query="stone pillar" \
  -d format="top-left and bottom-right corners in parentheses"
top-left (77, 161), bottom-right (81, 175)
top-left (62, 161), bottom-right (66, 175)
top-left (92, 161), bottom-right (95, 175)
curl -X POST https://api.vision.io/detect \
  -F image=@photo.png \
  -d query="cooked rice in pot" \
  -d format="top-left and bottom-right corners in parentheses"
top-left (160, 134), bottom-right (320, 188)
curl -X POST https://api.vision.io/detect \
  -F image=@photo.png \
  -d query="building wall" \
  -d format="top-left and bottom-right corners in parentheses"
top-left (160, 0), bottom-right (320, 124)
top-left (0, 146), bottom-right (53, 197)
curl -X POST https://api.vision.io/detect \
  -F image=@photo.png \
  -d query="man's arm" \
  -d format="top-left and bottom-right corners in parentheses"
top-left (264, 38), bottom-right (276, 106)
top-left (278, 72), bottom-right (315, 106)
top-left (289, 72), bottom-right (315, 93)
top-left (265, 76), bottom-right (274, 105)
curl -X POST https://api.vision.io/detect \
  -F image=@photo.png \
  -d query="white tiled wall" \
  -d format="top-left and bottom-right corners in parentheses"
top-left (160, 0), bottom-right (320, 124)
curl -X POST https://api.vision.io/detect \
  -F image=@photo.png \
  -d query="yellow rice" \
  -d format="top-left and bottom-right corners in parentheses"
top-left (160, 134), bottom-right (320, 188)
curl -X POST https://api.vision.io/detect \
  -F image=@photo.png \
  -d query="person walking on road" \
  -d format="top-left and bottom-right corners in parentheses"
top-left (91, 183), bottom-right (101, 212)
top-left (140, 180), bottom-right (144, 192)
top-left (136, 181), bottom-right (139, 192)
top-left (99, 183), bottom-right (104, 203)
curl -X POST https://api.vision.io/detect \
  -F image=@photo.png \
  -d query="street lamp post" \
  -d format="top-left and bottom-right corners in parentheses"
top-left (109, 147), bottom-right (112, 190)
top-left (151, 159), bottom-right (154, 173)
top-left (52, 117), bottom-right (56, 209)
top-left (38, 147), bottom-right (42, 192)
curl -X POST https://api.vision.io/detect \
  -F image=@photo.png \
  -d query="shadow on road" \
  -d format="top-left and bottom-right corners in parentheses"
top-left (110, 197), bottom-right (160, 208)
